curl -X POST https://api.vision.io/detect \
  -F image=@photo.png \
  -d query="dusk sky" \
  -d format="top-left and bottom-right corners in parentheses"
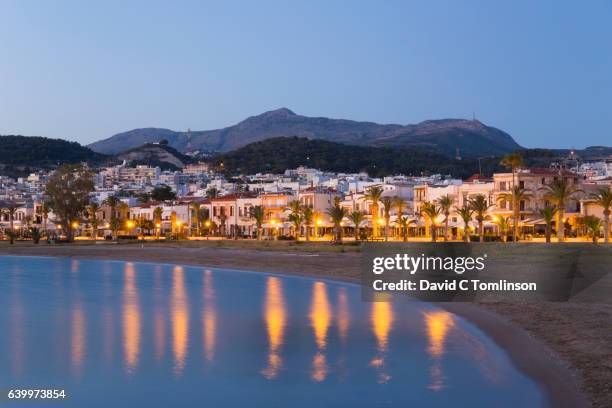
top-left (0, 0), bottom-right (610, 148)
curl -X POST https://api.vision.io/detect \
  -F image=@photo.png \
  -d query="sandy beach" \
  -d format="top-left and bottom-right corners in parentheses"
top-left (1, 241), bottom-right (609, 407)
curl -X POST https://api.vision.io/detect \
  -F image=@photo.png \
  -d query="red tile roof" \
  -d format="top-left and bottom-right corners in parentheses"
top-left (526, 168), bottom-right (580, 177)
top-left (464, 174), bottom-right (493, 183)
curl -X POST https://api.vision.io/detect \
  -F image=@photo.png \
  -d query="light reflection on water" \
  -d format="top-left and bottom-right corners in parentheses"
top-left (261, 276), bottom-right (285, 379)
top-left (0, 256), bottom-right (544, 407)
top-left (171, 265), bottom-right (189, 376)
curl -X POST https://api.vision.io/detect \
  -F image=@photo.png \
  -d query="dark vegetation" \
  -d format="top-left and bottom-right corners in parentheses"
top-left (0, 135), bottom-right (106, 177)
top-left (210, 136), bottom-right (506, 178)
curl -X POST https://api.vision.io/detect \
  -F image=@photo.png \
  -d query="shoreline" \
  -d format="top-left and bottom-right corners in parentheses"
top-left (0, 243), bottom-right (596, 407)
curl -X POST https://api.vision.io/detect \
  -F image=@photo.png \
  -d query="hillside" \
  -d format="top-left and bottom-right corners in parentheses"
top-left (88, 108), bottom-right (523, 157)
top-left (0, 135), bottom-right (106, 178)
top-left (115, 142), bottom-right (195, 170)
top-left (209, 136), bottom-right (506, 179)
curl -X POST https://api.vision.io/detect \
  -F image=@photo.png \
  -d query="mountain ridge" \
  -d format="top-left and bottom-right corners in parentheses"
top-left (88, 108), bottom-right (523, 157)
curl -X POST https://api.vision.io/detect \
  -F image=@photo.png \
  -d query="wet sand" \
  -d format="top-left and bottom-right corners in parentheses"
top-left (1, 242), bottom-right (607, 407)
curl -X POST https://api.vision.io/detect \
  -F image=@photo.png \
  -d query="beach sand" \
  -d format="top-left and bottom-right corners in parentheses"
top-left (1, 241), bottom-right (609, 407)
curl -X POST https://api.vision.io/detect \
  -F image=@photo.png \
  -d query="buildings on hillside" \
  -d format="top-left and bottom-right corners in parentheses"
top-left (1, 157), bottom-right (611, 241)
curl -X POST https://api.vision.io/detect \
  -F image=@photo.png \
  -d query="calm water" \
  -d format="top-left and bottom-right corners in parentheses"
top-left (0, 256), bottom-right (544, 407)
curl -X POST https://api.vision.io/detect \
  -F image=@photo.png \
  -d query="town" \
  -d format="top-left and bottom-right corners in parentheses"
top-left (1, 152), bottom-right (611, 244)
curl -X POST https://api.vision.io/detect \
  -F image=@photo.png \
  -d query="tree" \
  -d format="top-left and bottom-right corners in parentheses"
top-left (1, 201), bottom-right (18, 244)
top-left (420, 201), bottom-right (441, 242)
top-left (494, 215), bottom-right (511, 242)
top-left (45, 164), bottom-right (94, 242)
top-left (326, 204), bottom-right (348, 244)
top-left (301, 206), bottom-right (314, 242)
top-left (457, 205), bottom-right (474, 243)
top-left (206, 188), bottom-right (219, 199)
top-left (153, 206), bottom-right (163, 238)
top-left (250, 205), bottom-right (265, 240)
top-left (287, 200), bottom-right (302, 239)
top-left (498, 186), bottom-right (530, 242)
top-left (580, 215), bottom-right (601, 243)
top-left (219, 213), bottom-right (227, 237)
top-left (151, 184), bottom-right (176, 201)
top-left (190, 202), bottom-right (201, 236)
top-left (138, 218), bottom-right (154, 239)
top-left (541, 179), bottom-right (582, 242)
top-left (590, 187), bottom-right (612, 243)
top-left (41, 201), bottom-right (50, 236)
top-left (500, 152), bottom-right (524, 238)
top-left (104, 195), bottom-right (121, 240)
top-left (393, 196), bottom-right (407, 218)
top-left (539, 202), bottom-right (557, 244)
top-left (348, 211), bottom-right (365, 241)
top-left (363, 186), bottom-right (384, 238)
top-left (436, 194), bottom-right (454, 241)
top-left (87, 202), bottom-right (100, 240)
top-left (380, 196), bottom-right (393, 241)
top-left (30, 226), bottom-right (41, 244)
top-left (469, 195), bottom-right (491, 242)
top-left (397, 216), bottom-right (414, 242)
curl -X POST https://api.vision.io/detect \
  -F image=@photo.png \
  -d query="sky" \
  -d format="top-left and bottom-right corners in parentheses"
top-left (0, 0), bottom-right (610, 148)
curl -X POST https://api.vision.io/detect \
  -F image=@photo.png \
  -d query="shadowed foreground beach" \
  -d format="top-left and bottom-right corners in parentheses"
top-left (1, 241), bottom-right (609, 407)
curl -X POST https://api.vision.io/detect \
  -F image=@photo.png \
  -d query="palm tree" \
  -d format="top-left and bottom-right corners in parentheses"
top-left (457, 205), bottom-right (474, 242)
top-left (153, 206), bottom-right (163, 238)
top-left (249, 205), bottom-right (265, 240)
top-left (469, 195), bottom-right (491, 242)
top-left (397, 216), bottom-right (414, 242)
top-left (363, 186), bottom-right (384, 238)
top-left (539, 202), bottom-right (557, 244)
top-left (498, 186), bottom-right (530, 242)
top-left (327, 204), bottom-right (348, 244)
top-left (580, 215), bottom-right (601, 243)
top-left (301, 206), bottom-right (314, 242)
top-left (393, 196), bottom-right (407, 217)
top-left (287, 200), bottom-right (302, 239)
top-left (104, 195), bottom-right (121, 239)
top-left (500, 152), bottom-right (524, 190)
top-left (190, 202), bottom-right (201, 236)
top-left (87, 202), bottom-right (100, 240)
top-left (500, 152), bottom-right (524, 236)
top-left (436, 194), bottom-right (454, 241)
top-left (590, 187), bottom-right (612, 243)
top-left (380, 197), bottom-right (393, 241)
top-left (2, 201), bottom-right (18, 244)
top-left (288, 213), bottom-right (302, 240)
top-left (541, 179), bottom-right (582, 242)
top-left (41, 200), bottom-right (50, 236)
top-left (420, 201), bottom-right (441, 242)
top-left (348, 211), bottom-right (364, 241)
top-left (494, 215), bottom-right (511, 242)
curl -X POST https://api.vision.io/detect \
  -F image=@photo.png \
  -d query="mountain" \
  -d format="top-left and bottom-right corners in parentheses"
top-left (210, 136), bottom-right (506, 179)
top-left (0, 135), bottom-right (107, 178)
top-left (115, 142), bottom-right (195, 170)
top-left (88, 108), bottom-right (523, 157)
